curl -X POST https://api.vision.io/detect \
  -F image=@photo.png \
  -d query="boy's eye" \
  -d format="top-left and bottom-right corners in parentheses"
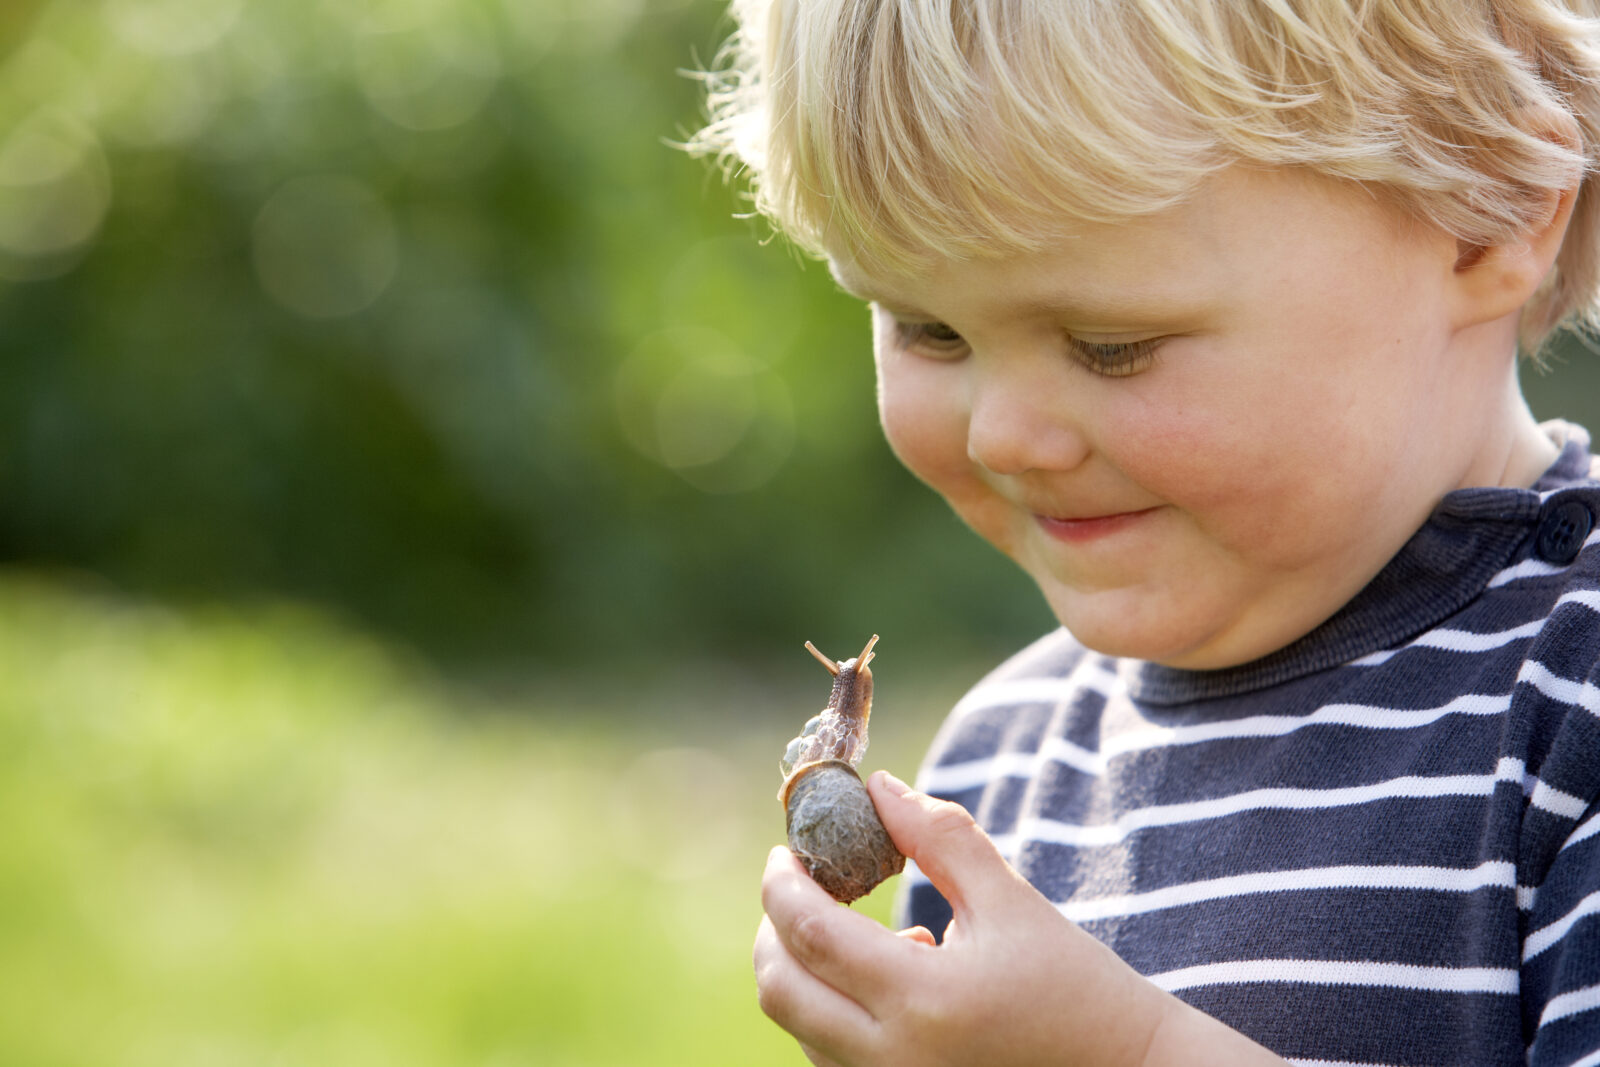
top-left (892, 319), bottom-right (969, 359)
top-left (1067, 337), bottom-right (1160, 377)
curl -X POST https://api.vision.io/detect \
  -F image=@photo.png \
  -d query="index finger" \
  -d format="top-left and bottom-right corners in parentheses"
top-left (762, 845), bottom-right (923, 1009)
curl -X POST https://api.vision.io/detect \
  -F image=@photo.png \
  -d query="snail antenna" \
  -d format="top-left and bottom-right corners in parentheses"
top-left (856, 634), bottom-right (879, 669)
top-left (805, 640), bottom-right (840, 675)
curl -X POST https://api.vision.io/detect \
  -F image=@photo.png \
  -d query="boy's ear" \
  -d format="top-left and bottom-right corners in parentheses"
top-left (1449, 127), bottom-right (1582, 330)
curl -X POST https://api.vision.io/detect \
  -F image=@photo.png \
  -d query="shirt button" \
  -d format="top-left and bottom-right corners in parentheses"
top-left (1535, 499), bottom-right (1593, 565)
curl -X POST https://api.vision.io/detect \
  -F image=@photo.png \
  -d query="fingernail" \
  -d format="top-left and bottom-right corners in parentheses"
top-left (878, 770), bottom-right (911, 796)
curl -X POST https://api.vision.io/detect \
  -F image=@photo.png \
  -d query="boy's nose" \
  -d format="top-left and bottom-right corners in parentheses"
top-left (965, 367), bottom-right (1090, 476)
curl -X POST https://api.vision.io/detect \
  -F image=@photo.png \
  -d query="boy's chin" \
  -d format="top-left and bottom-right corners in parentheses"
top-left (1048, 590), bottom-right (1259, 671)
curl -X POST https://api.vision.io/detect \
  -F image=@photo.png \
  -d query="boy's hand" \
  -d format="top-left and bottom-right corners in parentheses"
top-left (753, 772), bottom-right (1288, 1067)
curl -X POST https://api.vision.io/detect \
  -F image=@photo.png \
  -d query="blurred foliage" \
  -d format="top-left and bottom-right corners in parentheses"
top-left (0, 571), bottom-right (962, 1065)
top-left (0, 0), bottom-right (1597, 679)
top-left (0, 0), bottom-right (1051, 678)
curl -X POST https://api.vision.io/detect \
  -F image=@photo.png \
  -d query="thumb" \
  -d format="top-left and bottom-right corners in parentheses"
top-left (867, 770), bottom-right (1023, 925)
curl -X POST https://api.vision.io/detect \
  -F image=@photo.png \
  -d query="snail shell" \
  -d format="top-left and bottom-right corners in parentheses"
top-left (781, 760), bottom-right (904, 903)
top-left (777, 636), bottom-right (905, 903)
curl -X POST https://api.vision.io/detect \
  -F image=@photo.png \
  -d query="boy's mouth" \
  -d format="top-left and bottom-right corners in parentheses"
top-left (1033, 507), bottom-right (1160, 543)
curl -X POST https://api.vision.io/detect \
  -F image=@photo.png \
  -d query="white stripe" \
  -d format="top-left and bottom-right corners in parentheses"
top-left (1039, 734), bottom-right (1105, 776)
top-left (1520, 660), bottom-right (1600, 722)
top-left (1562, 1049), bottom-right (1600, 1067)
top-left (920, 692), bottom-right (1513, 793)
top-left (1562, 810), bottom-right (1600, 854)
top-left (1525, 890), bottom-right (1600, 962)
top-left (1521, 885), bottom-right (1541, 911)
top-left (1054, 861), bottom-right (1517, 923)
top-left (920, 749), bottom-right (1048, 793)
top-left (1530, 779), bottom-right (1591, 820)
top-left (1420, 618), bottom-right (1546, 650)
top-left (1010, 760), bottom-right (1526, 849)
top-left (915, 759), bottom-right (1570, 889)
top-left (947, 677), bottom-right (1086, 718)
top-left (1559, 589), bottom-right (1600, 615)
top-left (1149, 958), bottom-right (1518, 995)
top-left (1505, 663), bottom-right (1597, 818)
top-left (945, 660), bottom-right (1119, 724)
top-left (1540, 982), bottom-right (1600, 1029)
top-left (1351, 620), bottom-right (1544, 666)
top-left (1510, 767), bottom-right (1590, 822)
top-left (1488, 531), bottom-right (1600, 588)
top-left (1351, 589), bottom-right (1600, 666)
top-left (1488, 558), bottom-right (1564, 588)
top-left (1106, 693), bottom-right (1510, 753)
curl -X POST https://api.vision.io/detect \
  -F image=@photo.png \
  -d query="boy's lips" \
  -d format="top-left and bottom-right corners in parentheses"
top-left (1033, 506), bottom-right (1161, 543)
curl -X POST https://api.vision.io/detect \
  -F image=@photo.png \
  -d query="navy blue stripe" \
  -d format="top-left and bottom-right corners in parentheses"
top-left (1081, 888), bottom-right (1521, 972)
top-left (1183, 983), bottom-right (1524, 1066)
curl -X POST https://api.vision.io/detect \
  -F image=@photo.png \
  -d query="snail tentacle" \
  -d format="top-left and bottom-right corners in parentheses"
top-left (805, 640), bottom-right (841, 675)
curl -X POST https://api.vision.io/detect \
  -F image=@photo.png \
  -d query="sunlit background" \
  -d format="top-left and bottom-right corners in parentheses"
top-left (1, 1), bottom-right (1597, 1064)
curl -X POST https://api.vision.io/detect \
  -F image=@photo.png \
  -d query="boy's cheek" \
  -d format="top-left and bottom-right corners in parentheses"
top-left (878, 390), bottom-right (1028, 557)
top-left (875, 373), bottom-right (968, 481)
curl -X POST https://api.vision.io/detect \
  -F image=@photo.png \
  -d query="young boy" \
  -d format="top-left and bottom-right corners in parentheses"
top-left (691, 1), bottom-right (1600, 1063)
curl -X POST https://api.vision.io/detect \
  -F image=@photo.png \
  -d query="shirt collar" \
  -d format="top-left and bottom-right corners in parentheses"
top-left (1126, 421), bottom-right (1596, 706)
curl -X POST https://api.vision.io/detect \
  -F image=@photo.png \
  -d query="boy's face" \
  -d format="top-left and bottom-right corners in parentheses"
top-left (835, 168), bottom-right (1532, 669)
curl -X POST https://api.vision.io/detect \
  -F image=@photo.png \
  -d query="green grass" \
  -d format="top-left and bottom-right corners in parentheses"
top-left (0, 572), bottom-right (966, 1066)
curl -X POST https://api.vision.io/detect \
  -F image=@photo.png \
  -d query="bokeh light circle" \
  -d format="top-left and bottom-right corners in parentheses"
top-left (0, 111), bottom-right (112, 280)
top-left (103, 0), bottom-right (245, 57)
top-left (615, 328), bottom-right (797, 494)
top-left (251, 175), bottom-right (400, 320)
top-left (354, 14), bottom-right (502, 133)
top-left (659, 237), bottom-right (803, 367)
top-left (98, 59), bottom-right (220, 149)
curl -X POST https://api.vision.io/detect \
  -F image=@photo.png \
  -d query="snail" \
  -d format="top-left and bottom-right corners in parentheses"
top-left (777, 634), bottom-right (905, 903)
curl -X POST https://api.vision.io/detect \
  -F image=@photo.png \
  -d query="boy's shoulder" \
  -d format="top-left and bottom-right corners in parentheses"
top-left (973, 626), bottom-right (1091, 687)
top-left (911, 629), bottom-right (1079, 772)
top-left (1468, 420), bottom-right (1600, 662)
top-left (916, 626), bottom-right (1112, 777)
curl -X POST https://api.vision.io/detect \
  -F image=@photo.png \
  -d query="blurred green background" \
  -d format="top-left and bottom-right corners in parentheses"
top-left (0, 0), bottom-right (1597, 1064)
top-left (0, 0), bottom-right (1053, 675)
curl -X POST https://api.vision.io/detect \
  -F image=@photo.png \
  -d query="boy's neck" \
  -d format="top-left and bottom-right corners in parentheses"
top-left (1476, 354), bottom-right (1560, 491)
top-left (1495, 416), bottom-right (1561, 489)
top-left (1444, 313), bottom-right (1560, 492)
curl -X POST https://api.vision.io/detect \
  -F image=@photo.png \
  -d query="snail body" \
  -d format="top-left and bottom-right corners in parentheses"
top-left (778, 635), bottom-right (905, 903)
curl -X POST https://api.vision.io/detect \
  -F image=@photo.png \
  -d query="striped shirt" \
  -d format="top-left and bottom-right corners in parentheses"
top-left (900, 422), bottom-right (1600, 1066)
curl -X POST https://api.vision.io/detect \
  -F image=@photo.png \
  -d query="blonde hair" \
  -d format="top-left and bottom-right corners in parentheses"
top-left (689, 0), bottom-right (1600, 353)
